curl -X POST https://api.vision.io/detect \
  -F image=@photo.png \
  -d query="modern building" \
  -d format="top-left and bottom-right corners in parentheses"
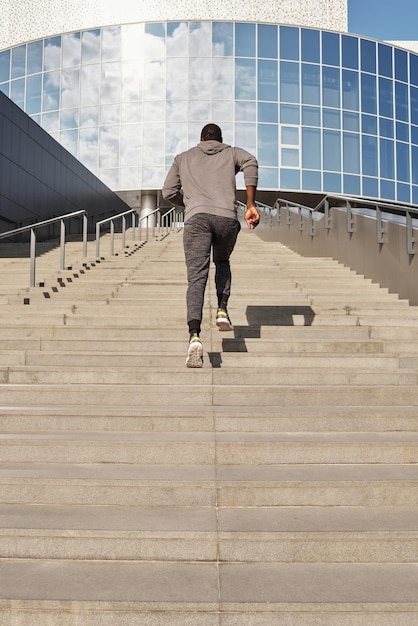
top-left (1, 0), bottom-right (418, 214)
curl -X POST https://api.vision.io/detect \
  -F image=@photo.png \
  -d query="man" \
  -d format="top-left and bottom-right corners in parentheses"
top-left (162, 123), bottom-right (259, 368)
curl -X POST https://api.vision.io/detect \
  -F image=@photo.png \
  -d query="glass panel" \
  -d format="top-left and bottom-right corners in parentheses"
top-left (235, 101), bottom-right (256, 121)
top-left (343, 112), bottom-right (359, 132)
top-left (101, 62), bottom-right (121, 103)
top-left (302, 106), bottom-right (320, 126)
top-left (189, 100), bottom-right (211, 121)
top-left (343, 132), bottom-right (360, 173)
top-left (212, 100), bottom-right (233, 121)
top-left (26, 74), bottom-right (42, 114)
top-left (396, 141), bottom-right (410, 182)
top-left (122, 61), bottom-right (142, 101)
top-left (362, 114), bottom-right (377, 135)
top-left (101, 103), bottom-right (121, 125)
top-left (258, 102), bottom-right (278, 123)
top-left (302, 170), bottom-right (321, 191)
top-left (396, 121), bottom-right (409, 142)
top-left (102, 27), bottom-right (121, 62)
top-left (280, 61), bottom-right (299, 103)
top-left (235, 23), bottom-right (255, 57)
top-left (395, 48), bottom-right (408, 82)
top-left (0, 50), bottom-right (10, 82)
top-left (143, 59), bottom-right (166, 100)
top-left (342, 70), bottom-right (359, 111)
top-left (360, 39), bottom-right (376, 73)
top-left (411, 87), bottom-right (418, 125)
top-left (144, 23), bottom-right (165, 59)
top-left (99, 168), bottom-right (119, 188)
top-left (61, 68), bottom-right (80, 109)
top-left (379, 77), bottom-right (393, 118)
top-left (41, 111), bottom-right (60, 133)
top-left (79, 127), bottom-right (98, 169)
top-left (281, 126), bottom-right (299, 145)
top-left (258, 124), bottom-right (278, 165)
top-left (258, 24), bottom-right (277, 59)
top-left (322, 66), bottom-right (340, 108)
top-left (80, 106), bottom-right (99, 127)
top-left (280, 104), bottom-right (299, 124)
top-left (380, 138), bottom-right (394, 179)
top-left (234, 123), bottom-right (256, 153)
top-left (60, 129), bottom-right (78, 155)
top-left (323, 130), bottom-right (341, 171)
top-left (99, 126), bottom-right (120, 167)
top-left (378, 43), bottom-right (393, 78)
top-left (190, 22), bottom-right (211, 57)
top-left (61, 109), bottom-right (79, 130)
top-left (11, 45), bottom-right (26, 79)
top-left (302, 64), bottom-right (320, 105)
top-left (235, 58), bottom-right (256, 100)
top-left (397, 182), bottom-right (410, 202)
top-left (167, 58), bottom-right (189, 99)
top-left (27, 41), bottom-right (43, 75)
top-left (301, 29), bottom-right (319, 63)
top-left (361, 73), bottom-right (377, 114)
top-left (43, 71), bottom-right (60, 111)
top-left (362, 135), bottom-right (378, 176)
top-left (395, 81), bottom-right (408, 122)
top-left (380, 117), bottom-right (394, 139)
top-left (189, 58), bottom-right (211, 100)
top-left (167, 22), bottom-right (188, 57)
top-left (213, 58), bottom-right (233, 99)
top-left (258, 167), bottom-right (278, 189)
top-left (165, 122), bottom-right (188, 161)
top-left (322, 32), bottom-right (339, 66)
top-left (323, 108), bottom-right (340, 129)
top-left (302, 128), bottom-right (320, 168)
top-left (82, 30), bottom-right (101, 64)
top-left (380, 179), bottom-right (395, 200)
top-left (411, 125), bottom-right (418, 145)
top-left (342, 35), bottom-right (358, 70)
top-left (280, 26), bottom-right (299, 61)
top-left (62, 32), bottom-right (81, 68)
top-left (413, 146), bottom-right (418, 184)
top-left (121, 24), bottom-right (145, 61)
top-left (281, 148), bottom-right (299, 167)
top-left (0, 83), bottom-right (9, 97)
top-left (121, 167), bottom-right (142, 189)
top-left (324, 172), bottom-right (341, 192)
top-left (212, 22), bottom-right (232, 56)
top-left (363, 177), bottom-right (378, 198)
top-left (166, 99), bottom-right (187, 122)
top-left (343, 175), bottom-right (360, 195)
top-left (81, 65), bottom-right (100, 106)
top-left (280, 168), bottom-right (300, 189)
top-left (410, 54), bottom-right (418, 88)
top-left (121, 123), bottom-right (142, 165)
top-left (44, 37), bottom-right (61, 71)
top-left (258, 59), bottom-right (278, 101)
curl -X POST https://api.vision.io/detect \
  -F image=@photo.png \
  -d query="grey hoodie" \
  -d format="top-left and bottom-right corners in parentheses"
top-left (162, 140), bottom-right (258, 222)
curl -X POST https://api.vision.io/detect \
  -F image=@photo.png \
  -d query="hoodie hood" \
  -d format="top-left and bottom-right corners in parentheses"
top-left (198, 140), bottom-right (230, 155)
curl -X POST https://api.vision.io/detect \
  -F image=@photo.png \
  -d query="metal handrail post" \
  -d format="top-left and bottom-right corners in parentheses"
top-left (60, 219), bottom-right (66, 270)
top-left (407, 211), bottom-right (415, 254)
top-left (96, 222), bottom-right (101, 257)
top-left (122, 216), bottom-right (126, 249)
top-left (83, 214), bottom-right (88, 257)
top-left (110, 220), bottom-right (115, 256)
top-left (29, 228), bottom-right (36, 288)
top-left (146, 215), bottom-right (149, 241)
top-left (132, 213), bottom-right (136, 241)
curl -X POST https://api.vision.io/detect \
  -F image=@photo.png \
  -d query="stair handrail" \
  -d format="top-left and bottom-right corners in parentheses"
top-left (138, 207), bottom-right (161, 241)
top-left (95, 209), bottom-right (138, 258)
top-left (159, 207), bottom-right (184, 237)
top-left (0, 209), bottom-right (88, 288)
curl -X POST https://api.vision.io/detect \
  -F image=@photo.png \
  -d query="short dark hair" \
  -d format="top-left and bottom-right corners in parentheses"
top-left (201, 123), bottom-right (222, 142)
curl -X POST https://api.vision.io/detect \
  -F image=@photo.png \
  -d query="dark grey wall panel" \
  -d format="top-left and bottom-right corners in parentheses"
top-left (0, 92), bottom-right (129, 233)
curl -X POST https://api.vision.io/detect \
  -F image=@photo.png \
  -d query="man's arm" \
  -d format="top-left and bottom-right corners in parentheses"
top-left (162, 160), bottom-right (185, 208)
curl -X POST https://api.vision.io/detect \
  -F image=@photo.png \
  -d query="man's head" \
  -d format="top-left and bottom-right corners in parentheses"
top-left (201, 123), bottom-right (222, 143)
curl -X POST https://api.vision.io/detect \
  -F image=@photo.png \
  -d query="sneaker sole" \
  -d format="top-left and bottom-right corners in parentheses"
top-left (186, 342), bottom-right (203, 368)
top-left (216, 319), bottom-right (234, 331)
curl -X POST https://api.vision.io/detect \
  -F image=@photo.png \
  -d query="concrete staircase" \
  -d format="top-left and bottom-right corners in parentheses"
top-left (1, 228), bottom-right (418, 625)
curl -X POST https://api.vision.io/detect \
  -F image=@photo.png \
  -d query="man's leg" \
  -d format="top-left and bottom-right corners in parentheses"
top-left (212, 216), bottom-right (240, 331)
top-left (183, 214), bottom-right (213, 336)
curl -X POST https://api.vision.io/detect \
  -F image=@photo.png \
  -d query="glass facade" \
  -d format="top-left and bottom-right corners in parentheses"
top-left (1, 22), bottom-right (418, 203)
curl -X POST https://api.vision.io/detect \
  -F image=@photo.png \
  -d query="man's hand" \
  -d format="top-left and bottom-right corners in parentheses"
top-left (245, 205), bottom-right (260, 229)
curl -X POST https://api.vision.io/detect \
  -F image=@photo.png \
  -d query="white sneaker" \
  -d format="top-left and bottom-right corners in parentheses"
top-left (216, 308), bottom-right (233, 331)
top-left (186, 336), bottom-right (203, 368)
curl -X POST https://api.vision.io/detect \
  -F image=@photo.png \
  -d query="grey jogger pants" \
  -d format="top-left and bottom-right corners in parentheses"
top-left (183, 213), bottom-right (241, 325)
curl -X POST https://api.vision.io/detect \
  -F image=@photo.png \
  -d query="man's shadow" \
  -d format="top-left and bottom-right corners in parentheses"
top-left (208, 305), bottom-right (315, 368)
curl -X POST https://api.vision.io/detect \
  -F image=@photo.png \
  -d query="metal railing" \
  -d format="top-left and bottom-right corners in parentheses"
top-left (95, 209), bottom-right (138, 257)
top-left (255, 194), bottom-right (418, 256)
top-left (0, 210), bottom-right (87, 288)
